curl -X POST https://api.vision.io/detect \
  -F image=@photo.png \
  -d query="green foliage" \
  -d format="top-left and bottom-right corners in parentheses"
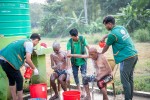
top-left (40, 1), bottom-right (64, 36)
top-left (134, 29), bottom-right (150, 42)
top-left (30, 3), bottom-right (44, 28)
top-left (40, 0), bottom-right (90, 37)
top-left (99, 0), bottom-right (131, 16)
top-left (39, 0), bottom-right (137, 37)
top-left (134, 76), bottom-right (150, 92)
top-left (88, 17), bottom-right (103, 34)
top-left (87, 0), bottom-right (100, 22)
top-left (30, 0), bottom-right (150, 40)
top-left (115, 0), bottom-right (150, 33)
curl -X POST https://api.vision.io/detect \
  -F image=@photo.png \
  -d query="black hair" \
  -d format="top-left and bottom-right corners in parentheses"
top-left (30, 33), bottom-right (41, 40)
top-left (103, 16), bottom-right (115, 25)
top-left (69, 28), bottom-right (78, 37)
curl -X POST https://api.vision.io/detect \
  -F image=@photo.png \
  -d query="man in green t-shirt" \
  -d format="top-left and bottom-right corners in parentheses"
top-left (67, 28), bottom-right (89, 95)
top-left (101, 16), bottom-right (138, 100)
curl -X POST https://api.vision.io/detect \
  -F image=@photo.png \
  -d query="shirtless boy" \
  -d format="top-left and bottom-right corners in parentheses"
top-left (50, 42), bottom-right (70, 100)
top-left (68, 47), bottom-right (112, 100)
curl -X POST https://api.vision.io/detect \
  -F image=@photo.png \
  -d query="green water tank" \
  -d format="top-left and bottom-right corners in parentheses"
top-left (0, 0), bottom-right (31, 37)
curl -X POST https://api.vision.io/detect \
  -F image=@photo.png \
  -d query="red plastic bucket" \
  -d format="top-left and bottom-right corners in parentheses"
top-left (29, 83), bottom-right (47, 99)
top-left (63, 90), bottom-right (80, 100)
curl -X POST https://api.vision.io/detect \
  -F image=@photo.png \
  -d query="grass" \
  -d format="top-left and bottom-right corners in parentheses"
top-left (37, 33), bottom-right (150, 92)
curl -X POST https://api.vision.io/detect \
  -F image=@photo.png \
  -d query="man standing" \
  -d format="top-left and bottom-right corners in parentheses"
top-left (0, 33), bottom-right (40, 100)
top-left (68, 47), bottom-right (112, 100)
top-left (101, 16), bottom-right (138, 100)
top-left (50, 42), bottom-right (71, 100)
top-left (67, 28), bottom-right (89, 94)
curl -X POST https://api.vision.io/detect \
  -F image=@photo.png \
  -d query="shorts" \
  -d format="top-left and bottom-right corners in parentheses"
top-left (82, 75), bottom-right (96, 85)
top-left (0, 59), bottom-right (23, 91)
top-left (55, 69), bottom-right (67, 77)
top-left (82, 74), bottom-right (112, 89)
top-left (97, 75), bottom-right (113, 89)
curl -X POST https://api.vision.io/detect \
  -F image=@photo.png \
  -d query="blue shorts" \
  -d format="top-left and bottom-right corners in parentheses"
top-left (55, 69), bottom-right (67, 77)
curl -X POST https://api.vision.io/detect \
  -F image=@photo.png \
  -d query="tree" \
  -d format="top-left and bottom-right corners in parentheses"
top-left (99, 0), bottom-right (131, 16)
top-left (30, 3), bottom-right (44, 28)
top-left (115, 0), bottom-right (150, 33)
top-left (41, 0), bottom-right (89, 37)
top-left (41, 1), bottom-right (63, 35)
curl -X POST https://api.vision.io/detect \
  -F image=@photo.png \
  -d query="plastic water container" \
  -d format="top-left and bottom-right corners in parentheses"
top-left (0, 0), bottom-right (31, 37)
top-left (29, 83), bottom-right (47, 99)
top-left (63, 90), bottom-right (80, 100)
top-left (24, 67), bottom-right (33, 79)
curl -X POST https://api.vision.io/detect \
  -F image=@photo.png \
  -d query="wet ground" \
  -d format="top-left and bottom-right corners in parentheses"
top-left (47, 90), bottom-right (150, 100)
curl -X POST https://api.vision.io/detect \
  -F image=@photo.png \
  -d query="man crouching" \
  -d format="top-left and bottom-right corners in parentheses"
top-left (68, 47), bottom-right (112, 100)
top-left (50, 42), bottom-right (71, 100)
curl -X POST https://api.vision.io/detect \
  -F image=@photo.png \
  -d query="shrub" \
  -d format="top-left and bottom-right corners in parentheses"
top-left (134, 29), bottom-right (150, 42)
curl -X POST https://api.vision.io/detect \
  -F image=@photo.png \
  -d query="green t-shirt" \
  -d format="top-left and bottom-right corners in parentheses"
top-left (67, 36), bottom-right (88, 66)
top-left (106, 26), bottom-right (137, 64)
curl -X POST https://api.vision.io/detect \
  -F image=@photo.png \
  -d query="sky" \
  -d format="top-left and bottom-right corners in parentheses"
top-left (29, 0), bottom-right (46, 4)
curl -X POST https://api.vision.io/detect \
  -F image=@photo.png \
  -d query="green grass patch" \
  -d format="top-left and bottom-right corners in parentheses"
top-left (134, 76), bottom-right (150, 92)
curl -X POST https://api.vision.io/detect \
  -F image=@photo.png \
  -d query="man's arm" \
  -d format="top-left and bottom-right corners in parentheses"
top-left (64, 51), bottom-right (71, 70)
top-left (101, 34), bottom-right (116, 54)
top-left (101, 45), bottom-right (109, 54)
top-left (26, 53), bottom-right (36, 69)
top-left (24, 41), bottom-right (36, 69)
top-left (96, 54), bottom-right (112, 80)
top-left (67, 50), bottom-right (71, 68)
top-left (86, 45), bottom-right (90, 51)
top-left (66, 52), bottom-right (72, 76)
top-left (100, 34), bottom-right (108, 42)
top-left (25, 42), bottom-right (39, 75)
top-left (67, 54), bottom-right (89, 58)
top-left (50, 54), bottom-right (55, 69)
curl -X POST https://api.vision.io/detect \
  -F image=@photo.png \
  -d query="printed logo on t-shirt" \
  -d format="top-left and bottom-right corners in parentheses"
top-left (120, 29), bottom-right (129, 41)
top-left (120, 29), bottom-right (126, 35)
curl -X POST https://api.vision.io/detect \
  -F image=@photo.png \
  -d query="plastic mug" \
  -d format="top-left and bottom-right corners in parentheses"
top-left (99, 41), bottom-right (106, 48)
top-left (24, 67), bottom-right (33, 79)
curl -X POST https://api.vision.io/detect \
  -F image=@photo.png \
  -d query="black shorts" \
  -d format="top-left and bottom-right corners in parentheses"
top-left (55, 69), bottom-right (67, 77)
top-left (0, 60), bottom-right (23, 91)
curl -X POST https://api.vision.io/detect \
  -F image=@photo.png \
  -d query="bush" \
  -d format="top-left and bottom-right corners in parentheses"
top-left (134, 76), bottom-right (150, 92)
top-left (134, 29), bottom-right (150, 42)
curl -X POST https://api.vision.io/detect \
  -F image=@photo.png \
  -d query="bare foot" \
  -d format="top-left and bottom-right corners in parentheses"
top-left (81, 94), bottom-right (85, 98)
top-left (49, 95), bottom-right (59, 100)
top-left (80, 91), bottom-right (86, 98)
top-left (84, 95), bottom-right (91, 100)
